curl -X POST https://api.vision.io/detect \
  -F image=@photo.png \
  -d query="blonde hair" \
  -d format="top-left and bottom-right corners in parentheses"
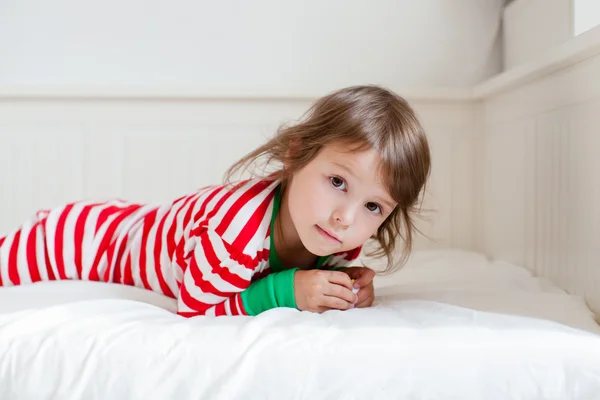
top-left (226, 85), bottom-right (431, 272)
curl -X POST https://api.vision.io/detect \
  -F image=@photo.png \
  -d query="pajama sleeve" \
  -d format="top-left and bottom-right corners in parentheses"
top-left (176, 227), bottom-right (297, 317)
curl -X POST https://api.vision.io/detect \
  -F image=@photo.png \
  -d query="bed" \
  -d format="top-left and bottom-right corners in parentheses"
top-left (1, 249), bottom-right (598, 400)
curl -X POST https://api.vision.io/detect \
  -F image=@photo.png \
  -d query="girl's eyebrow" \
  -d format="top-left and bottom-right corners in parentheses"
top-left (331, 161), bottom-right (357, 178)
top-left (376, 197), bottom-right (396, 210)
top-left (331, 161), bottom-right (396, 209)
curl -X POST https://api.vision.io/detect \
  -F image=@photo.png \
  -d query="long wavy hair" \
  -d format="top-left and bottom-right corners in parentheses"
top-left (225, 85), bottom-right (431, 272)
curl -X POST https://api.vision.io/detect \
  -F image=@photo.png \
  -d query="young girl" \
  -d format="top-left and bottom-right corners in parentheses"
top-left (0, 85), bottom-right (431, 317)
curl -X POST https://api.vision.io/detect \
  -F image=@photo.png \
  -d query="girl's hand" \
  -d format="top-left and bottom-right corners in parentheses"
top-left (294, 270), bottom-right (358, 313)
top-left (341, 266), bottom-right (376, 308)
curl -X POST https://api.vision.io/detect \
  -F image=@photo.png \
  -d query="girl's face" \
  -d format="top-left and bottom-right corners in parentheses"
top-left (286, 143), bottom-right (397, 256)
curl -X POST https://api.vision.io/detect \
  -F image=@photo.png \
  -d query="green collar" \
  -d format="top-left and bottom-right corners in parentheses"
top-left (269, 184), bottom-right (329, 272)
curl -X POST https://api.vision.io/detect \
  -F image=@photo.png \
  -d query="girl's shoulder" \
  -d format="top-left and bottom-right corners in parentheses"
top-left (186, 177), bottom-right (279, 208)
top-left (195, 177), bottom-right (280, 245)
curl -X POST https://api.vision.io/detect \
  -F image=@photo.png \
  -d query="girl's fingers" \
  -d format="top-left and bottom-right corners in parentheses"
top-left (343, 267), bottom-right (362, 280)
top-left (355, 284), bottom-right (374, 307)
top-left (324, 282), bottom-right (357, 304)
top-left (355, 268), bottom-right (376, 288)
top-left (326, 271), bottom-right (353, 290)
top-left (356, 296), bottom-right (373, 308)
top-left (322, 295), bottom-right (353, 310)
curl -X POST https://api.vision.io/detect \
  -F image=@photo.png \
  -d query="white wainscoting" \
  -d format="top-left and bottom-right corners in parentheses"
top-left (477, 45), bottom-right (600, 316)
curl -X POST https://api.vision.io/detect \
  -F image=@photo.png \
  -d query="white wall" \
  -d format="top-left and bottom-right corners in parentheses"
top-left (502, 0), bottom-right (573, 70)
top-left (574, 0), bottom-right (600, 35)
top-left (503, 0), bottom-right (600, 69)
top-left (0, 0), bottom-right (504, 93)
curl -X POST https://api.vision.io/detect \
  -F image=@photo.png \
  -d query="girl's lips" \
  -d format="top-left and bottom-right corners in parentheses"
top-left (316, 225), bottom-right (342, 243)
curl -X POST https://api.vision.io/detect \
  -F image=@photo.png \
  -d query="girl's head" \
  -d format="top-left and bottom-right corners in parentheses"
top-left (227, 85), bottom-right (431, 272)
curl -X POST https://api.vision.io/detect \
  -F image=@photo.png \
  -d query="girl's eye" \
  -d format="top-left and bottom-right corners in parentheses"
top-left (330, 176), bottom-right (346, 190)
top-left (365, 202), bottom-right (381, 214)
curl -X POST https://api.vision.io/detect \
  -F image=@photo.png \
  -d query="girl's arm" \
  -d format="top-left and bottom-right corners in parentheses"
top-left (175, 228), bottom-right (297, 317)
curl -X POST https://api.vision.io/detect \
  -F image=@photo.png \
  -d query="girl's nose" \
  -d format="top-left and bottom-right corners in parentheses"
top-left (332, 204), bottom-right (356, 227)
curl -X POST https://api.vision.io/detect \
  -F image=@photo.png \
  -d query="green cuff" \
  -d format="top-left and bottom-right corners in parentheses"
top-left (240, 268), bottom-right (298, 316)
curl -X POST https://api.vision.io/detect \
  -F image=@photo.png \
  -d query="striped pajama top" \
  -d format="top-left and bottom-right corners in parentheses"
top-left (0, 178), bottom-right (362, 316)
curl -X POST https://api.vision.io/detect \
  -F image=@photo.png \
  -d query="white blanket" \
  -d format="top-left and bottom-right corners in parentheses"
top-left (1, 249), bottom-right (599, 400)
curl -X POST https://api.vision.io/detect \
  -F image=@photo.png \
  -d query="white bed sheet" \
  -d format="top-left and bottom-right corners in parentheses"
top-left (0, 249), bottom-right (599, 399)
